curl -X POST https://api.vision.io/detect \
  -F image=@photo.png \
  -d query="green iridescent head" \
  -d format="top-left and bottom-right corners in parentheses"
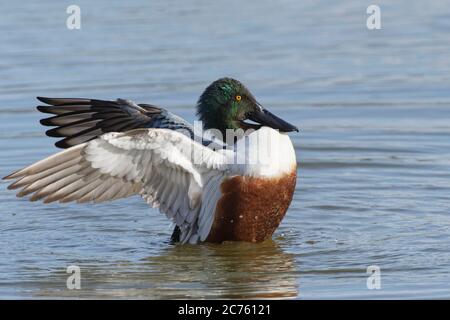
top-left (196, 77), bottom-right (298, 138)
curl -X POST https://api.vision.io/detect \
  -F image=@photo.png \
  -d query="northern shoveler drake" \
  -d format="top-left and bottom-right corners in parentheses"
top-left (3, 78), bottom-right (298, 244)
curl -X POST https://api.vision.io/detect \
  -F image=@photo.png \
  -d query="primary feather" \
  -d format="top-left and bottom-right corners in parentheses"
top-left (37, 97), bottom-right (194, 148)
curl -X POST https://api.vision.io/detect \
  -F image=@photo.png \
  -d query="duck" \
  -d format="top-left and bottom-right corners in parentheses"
top-left (3, 78), bottom-right (298, 244)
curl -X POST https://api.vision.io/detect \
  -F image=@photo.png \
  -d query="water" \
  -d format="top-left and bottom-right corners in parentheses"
top-left (1, 0), bottom-right (450, 299)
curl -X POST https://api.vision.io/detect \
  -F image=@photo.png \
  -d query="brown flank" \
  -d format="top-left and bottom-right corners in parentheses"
top-left (206, 167), bottom-right (297, 243)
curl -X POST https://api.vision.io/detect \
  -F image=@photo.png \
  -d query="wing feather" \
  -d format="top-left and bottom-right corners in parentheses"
top-left (37, 97), bottom-right (194, 148)
top-left (3, 128), bottom-right (232, 243)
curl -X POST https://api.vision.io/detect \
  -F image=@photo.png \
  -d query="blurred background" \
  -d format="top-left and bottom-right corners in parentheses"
top-left (1, 0), bottom-right (450, 299)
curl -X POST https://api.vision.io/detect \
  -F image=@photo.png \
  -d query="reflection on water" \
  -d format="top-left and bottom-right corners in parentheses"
top-left (146, 241), bottom-right (298, 299)
top-left (34, 241), bottom-right (298, 299)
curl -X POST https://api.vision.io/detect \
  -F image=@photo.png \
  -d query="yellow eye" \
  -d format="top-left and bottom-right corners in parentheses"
top-left (235, 95), bottom-right (242, 101)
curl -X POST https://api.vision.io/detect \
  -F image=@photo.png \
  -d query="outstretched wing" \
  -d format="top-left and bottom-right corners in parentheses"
top-left (37, 97), bottom-right (194, 148)
top-left (3, 129), bottom-right (232, 243)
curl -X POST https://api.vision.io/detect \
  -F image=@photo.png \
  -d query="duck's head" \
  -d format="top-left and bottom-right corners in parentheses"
top-left (197, 78), bottom-right (298, 138)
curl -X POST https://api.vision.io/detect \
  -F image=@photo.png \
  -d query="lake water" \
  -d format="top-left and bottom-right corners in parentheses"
top-left (1, 0), bottom-right (450, 299)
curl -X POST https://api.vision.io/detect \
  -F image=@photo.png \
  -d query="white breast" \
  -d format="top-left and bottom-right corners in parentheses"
top-left (232, 126), bottom-right (297, 178)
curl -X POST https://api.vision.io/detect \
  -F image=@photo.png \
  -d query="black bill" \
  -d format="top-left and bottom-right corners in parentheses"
top-left (247, 106), bottom-right (299, 132)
